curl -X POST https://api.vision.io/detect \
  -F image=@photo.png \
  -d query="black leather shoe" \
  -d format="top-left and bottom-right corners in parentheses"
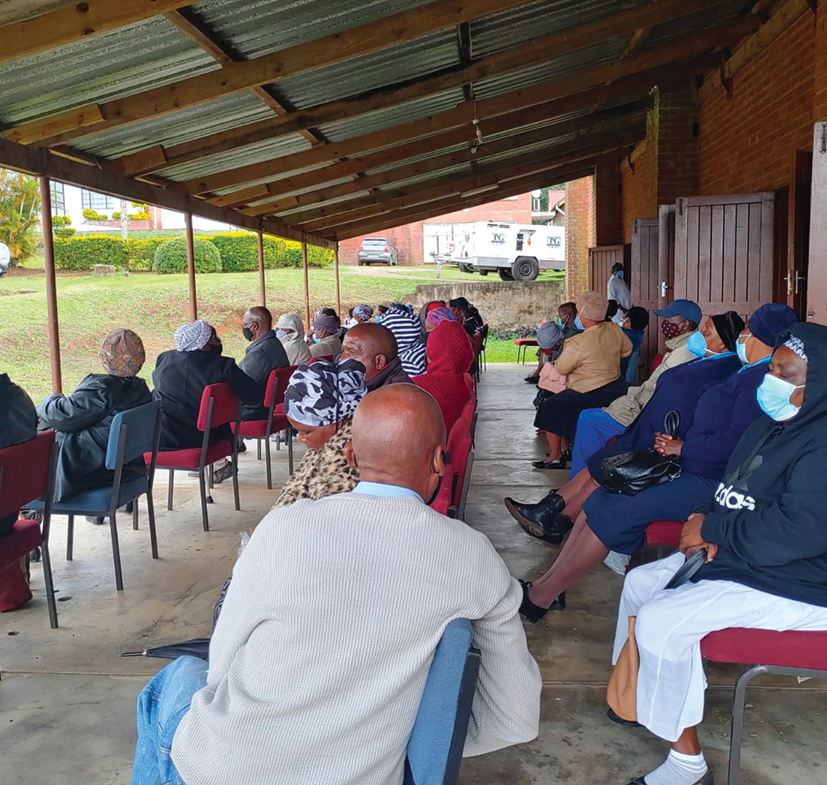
top-left (546, 514), bottom-right (574, 545)
top-left (532, 455), bottom-right (567, 470)
top-left (606, 707), bottom-right (642, 728)
top-left (561, 448), bottom-right (572, 461)
top-left (518, 580), bottom-right (565, 623)
top-left (504, 493), bottom-right (566, 539)
top-left (524, 374), bottom-right (540, 384)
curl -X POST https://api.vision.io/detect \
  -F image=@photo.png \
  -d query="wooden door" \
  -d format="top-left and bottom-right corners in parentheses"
top-left (657, 204), bottom-right (676, 353)
top-left (805, 122), bottom-right (827, 324)
top-left (673, 192), bottom-right (775, 326)
top-left (787, 150), bottom-right (812, 318)
top-left (630, 218), bottom-right (660, 380)
top-left (588, 245), bottom-right (626, 294)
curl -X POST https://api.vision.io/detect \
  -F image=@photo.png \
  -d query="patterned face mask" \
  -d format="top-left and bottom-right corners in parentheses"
top-left (661, 321), bottom-right (684, 341)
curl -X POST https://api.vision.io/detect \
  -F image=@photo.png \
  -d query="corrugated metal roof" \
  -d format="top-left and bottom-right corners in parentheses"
top-left (0, 18), bottom-right (216, 127)
top-left (471, 0), bottom-right (651, 58)
top-left (0, 0), bottom-right (65, 26)
top-left (72, 92), bottom-right (278, 159)
top-left (191, 0), bottom-right (435, 60)
top-left (644, 0), bottom-right (753, 50)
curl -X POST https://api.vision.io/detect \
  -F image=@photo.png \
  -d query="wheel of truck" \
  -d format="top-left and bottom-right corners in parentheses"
top-left (498, 269), bottom-right (514, 282)
top-left (459, 263), bottom-right (475, 274)
top-left (512, 256), bottom-right (540, 282)
top-left (479, 270), bottom-right (489, 276)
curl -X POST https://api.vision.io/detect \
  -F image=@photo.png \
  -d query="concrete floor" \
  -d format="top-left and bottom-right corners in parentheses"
top-left (2, 365), bottom-right (825, 784)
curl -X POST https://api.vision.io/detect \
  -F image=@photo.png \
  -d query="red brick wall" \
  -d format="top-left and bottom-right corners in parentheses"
top-left (565, 175), bottom-right (596, 300)
top-left (655, 82), bottom-right (700, 205)
top-left (595, 163), bottom-right (624, 246)
top-left (815, 0), bottom-right (827, 122)
top-left (621, 143), bottom-right (656, 243)
top-left (337, 193), bottom-right (532, 265)
top-left (699, 12), bottom-right (816, 195)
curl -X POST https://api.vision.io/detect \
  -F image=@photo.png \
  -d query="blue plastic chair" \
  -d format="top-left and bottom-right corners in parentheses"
top-left (30, 401), bottom-right (162, 592)
top-left (623, 348), bottom-right (641, 384)
top-left (404, 618), bottom-right (481, 785)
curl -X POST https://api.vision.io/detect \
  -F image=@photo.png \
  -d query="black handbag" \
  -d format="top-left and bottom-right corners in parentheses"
top-left (665, 549), bottom-right (708, 589)
top-left (601, 411), bottom-right (682, 497)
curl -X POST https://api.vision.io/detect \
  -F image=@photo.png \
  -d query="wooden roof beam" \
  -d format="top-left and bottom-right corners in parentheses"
top-left (99, 0), bottom-right (738, 179)
top-left (0, 0), bottom-right (196, 65)
top-left (5, 0), bottom-right (535, 146)
top-left (182, 13), bottom-right (757, 197)
top-left (623, 26), bottom-right (654, 59)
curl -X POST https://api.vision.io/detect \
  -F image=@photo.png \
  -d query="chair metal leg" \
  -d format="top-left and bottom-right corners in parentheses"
top-left (232, 454), bottom-right (240, 511)
top-left (199, 470), bottom-right (210, 532)
top-left (288, 429), bottom-right (294, 475)
top-left (265, 436), bottom-right (272, 490)
top-left (39, 542), bottom-right (59, 628)
top-left (146, 492), bottom-right (159, 559)
top-left (109, 512), bottom-right (124, 591)
top-left (167, 469), bottom-right (174, 510)
top-left (208, 463), bottom-right (215, 489)
top-left (257, 439), bottom-right (261, 460)
top-left (66, 514), bottom-right (74, 561)
top-left (132, 498), bottom-right (139, 530)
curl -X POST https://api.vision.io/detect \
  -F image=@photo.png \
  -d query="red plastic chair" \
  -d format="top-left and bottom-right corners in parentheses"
top-left (700, 628), bottom-right (827, 785)
top-left (514, 337), bottom-right (538, 365)
top-left (460, 398), bottom-right (477, 442)
top-left (447, 417), bottom-right (474, 521)
top-left (232, 365), bottom-right (297, 489)
top-left (0, 432), bottom-right (59, 628)
top-left (148, 384), bottom-right (241, 532)
top-left (650, 352), bottom-right (665, 373)
top-left (645, 519), bottom-right (683, 558)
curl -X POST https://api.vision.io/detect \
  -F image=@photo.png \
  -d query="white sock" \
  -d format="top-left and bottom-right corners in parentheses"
top-left (644, 750), bottom-right (708, 785)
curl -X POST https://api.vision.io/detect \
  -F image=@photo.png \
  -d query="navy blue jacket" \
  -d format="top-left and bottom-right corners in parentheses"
top-left (695, 323), bottom-right (827, 607)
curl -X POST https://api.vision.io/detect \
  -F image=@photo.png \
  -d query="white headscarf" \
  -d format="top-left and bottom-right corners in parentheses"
top-left (276, 313), bottom-right (312, 366)
top-left (174, 320), bottom-right (212, 352)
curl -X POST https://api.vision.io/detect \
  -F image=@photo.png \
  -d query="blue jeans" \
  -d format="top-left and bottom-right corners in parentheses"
top-left (569, 409), bottom-right (626, 479)
top-left (131, 656), bottom-right (208, 785)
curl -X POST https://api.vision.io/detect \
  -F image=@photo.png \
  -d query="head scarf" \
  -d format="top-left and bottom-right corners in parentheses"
top-left (451, 307), bottom-right (466, 325)
top-left (784, 335), bottom-right (808, 363)
top-left (426, 320), bottom-right (474, 374)
top-left (381, 310), bottom-right (427, 376)
top-left (174, 320), bottom-right (212, 352)
top-left (537, 320), bottom-right (564, 350)
top-left (283, 358), bottom-right (367, 427)
top-left (277, 312), bottom-right (304, 335)
top-left (313, 313), bottom-right (339, 335)
top-left (576, 290), bottom-right (608, 322)
top-left (710, 311), bottom-right (745, 352)
top-left (748, 303), bottom-right (798, 347)
top-left (99, 328), bottom-right (145, 377)
top-left (353, 304), bottom-right (374, 322)
top-left (426, 307), bottom-right (457, 328)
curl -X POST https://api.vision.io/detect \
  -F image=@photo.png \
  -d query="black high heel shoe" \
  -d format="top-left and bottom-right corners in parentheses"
top-left (532, 454), bottom-right (567, 470)
top-left (518, 580), bottom-right (566, 623)
top-left (504, 494), bottom-right (574, 544)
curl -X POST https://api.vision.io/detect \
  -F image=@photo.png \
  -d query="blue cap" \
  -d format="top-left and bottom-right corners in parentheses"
top-left (654, 299), bottom-right (702, 325)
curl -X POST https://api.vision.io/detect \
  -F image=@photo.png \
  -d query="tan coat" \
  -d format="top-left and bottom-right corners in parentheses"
top-left (554, 321), bottom-right (633, 393)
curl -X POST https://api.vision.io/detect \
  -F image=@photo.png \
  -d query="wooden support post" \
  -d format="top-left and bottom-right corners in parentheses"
top-left (39, 176), bottom-right (62, 394)
top-left (302, 235), bottom-right (311, 333)
top-left (334, 243), bottom-right (342, 317)
top-left (257, 230), bottom-right (266, 306)
top-left (185, 213), bottom-right (198, 321)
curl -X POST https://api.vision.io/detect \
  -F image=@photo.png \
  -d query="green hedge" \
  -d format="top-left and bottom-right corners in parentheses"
top-left (204, 232), bottom-right (333, 271)
top-left (54, 227), bottom-right (76, 239)
top-left (153, 236), bottom-right (222, 274)
top-left (54, 234), bottom-right (128, 270)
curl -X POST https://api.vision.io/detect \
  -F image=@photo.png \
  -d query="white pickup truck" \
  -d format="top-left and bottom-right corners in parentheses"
top-left (430, 222), bottom-right (565, 281)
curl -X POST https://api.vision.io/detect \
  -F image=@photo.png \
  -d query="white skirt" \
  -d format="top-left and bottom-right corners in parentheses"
top-left (613, 552), bottom-right (827, 742)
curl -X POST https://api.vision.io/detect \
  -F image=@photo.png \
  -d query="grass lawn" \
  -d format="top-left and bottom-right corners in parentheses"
top-left (1, 264), bottom-right (546, 401)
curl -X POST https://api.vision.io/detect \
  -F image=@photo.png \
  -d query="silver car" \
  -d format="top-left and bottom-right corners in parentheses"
top-left (357, 237), bottom-right (398, 266)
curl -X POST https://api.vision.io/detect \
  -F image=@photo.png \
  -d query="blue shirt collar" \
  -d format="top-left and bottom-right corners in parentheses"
top-left (353, 481), bottom-right (424, 503)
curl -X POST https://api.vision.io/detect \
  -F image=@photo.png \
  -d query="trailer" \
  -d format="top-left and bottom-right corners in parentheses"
top-left (428, 221), bottom-right (565, 281)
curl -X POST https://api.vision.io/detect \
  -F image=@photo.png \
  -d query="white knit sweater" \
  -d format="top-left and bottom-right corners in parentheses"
top-left (171, 492), bottom-right (541, 785)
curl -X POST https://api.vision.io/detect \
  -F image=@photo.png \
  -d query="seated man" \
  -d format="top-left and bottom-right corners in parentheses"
top-left (613, 324), bottom-right (827, 785)
top-left (238, 306), bottom-right (288, 421)
top-left (341, 323), bottom-right (412, 391)
top-left (308, 311), bottom-right (343, 358)
top-left (132, 385), bottom-right (541, 785)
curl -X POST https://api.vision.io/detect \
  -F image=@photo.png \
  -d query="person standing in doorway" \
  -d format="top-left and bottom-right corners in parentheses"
top-left (607, 262), bottom-right (631, 326)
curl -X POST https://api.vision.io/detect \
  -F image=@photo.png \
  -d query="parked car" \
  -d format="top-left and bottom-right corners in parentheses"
top-left (357, 237), bottom-right (398, 266)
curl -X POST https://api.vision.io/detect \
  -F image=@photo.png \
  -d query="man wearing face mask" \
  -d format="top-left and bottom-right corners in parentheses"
top-left (238, 306), bottom-right (289, 422)
top-left (152, 320), bottom-right (261, 455)
top-left (607, 262), bottom-right (631, 326)
top-left (309, 312), bottom-right (343, 358)
top-left (340, 323), bottom-right (412, 392)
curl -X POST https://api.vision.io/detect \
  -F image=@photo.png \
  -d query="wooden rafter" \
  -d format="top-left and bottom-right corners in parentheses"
top-left (99, 0), bottom-right (734, 178)
top-left (457, 21), bottom-right (475, 102)
top-left (0, 137), bottom-right (334, 249)
top-left (0, 0), bottom-right (195, 65)
top-left (623, 26), bottom-right (654, 59)
top-left (182, 15), bottom-right (757, 197)
top-left (4, 0), bottom-right (535, 146)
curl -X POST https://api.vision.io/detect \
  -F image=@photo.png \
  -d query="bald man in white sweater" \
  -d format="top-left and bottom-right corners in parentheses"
top-left (132, 385), bottom-right (541, 785)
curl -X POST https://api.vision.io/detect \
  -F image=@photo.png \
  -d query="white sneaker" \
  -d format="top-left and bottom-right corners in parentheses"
top-left (603, 551), bottom-right (631, 576)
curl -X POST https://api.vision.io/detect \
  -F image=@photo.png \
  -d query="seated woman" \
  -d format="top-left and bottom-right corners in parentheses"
top-left (418, 299), bottom-right (446, 330)
top-left (413, 320), bottom-right (474, 433)
top-left (512, 304), bottom-right (797, 619)
top-left (308, 312), bottom-right (343, 358)
top-left (37, 329), bottom-right (152, 506)
top-left (351, 304), bottom-right (374, 326)
top-left (423, 305), bottom-right (457, 334)
top-left (381, 305), bottom-right (427, 376)
top-left (620, 305), bottom-right (649, 379)
top-left (532, 291), bottom-right (633, 470)
top-left (275, 312), bottom-right (312, 367)
top-left (614, 323), bottom-right (827, 785)
top-left (273, 358), bottom-right (367, 507)
top-left (450, 296), bottom-right (484, 335)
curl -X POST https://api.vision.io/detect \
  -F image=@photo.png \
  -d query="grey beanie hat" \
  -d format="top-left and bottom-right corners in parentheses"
top-left (537, 320), bottom-right (564, 350)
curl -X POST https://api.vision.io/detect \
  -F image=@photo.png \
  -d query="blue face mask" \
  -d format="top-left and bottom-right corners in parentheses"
top-left (615, 270), bottom-right (624, 279)
top-left (736, 334), bottom-right (751, 365)
top-left (757, 373), bottom-right (804, 422)
top-left (686, 330), bottom-right (713, 358)
top-left (312, 334), bottom-right (320, 344)
top-left (375, 315), bottom-right (383, 324)
top-left (556, 317), bottom-right (564, 327)
top-left (574, 315), bottom-right (584, 330)
top-left (276, 329), bottom-right (288, 341)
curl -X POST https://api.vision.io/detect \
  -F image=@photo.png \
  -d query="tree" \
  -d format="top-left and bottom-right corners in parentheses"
top-left (0, 169), bottom-right (41, 266)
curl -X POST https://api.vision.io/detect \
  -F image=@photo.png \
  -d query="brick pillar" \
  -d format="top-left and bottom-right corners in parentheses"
top-left (564, 175), bottom-right (596, 300)
top-left (595, 163), bottom-right (624, 245)
top-left (815, 0), bottom-right (827, 122)
top-left (654, 81), bottom-right (700, 205)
